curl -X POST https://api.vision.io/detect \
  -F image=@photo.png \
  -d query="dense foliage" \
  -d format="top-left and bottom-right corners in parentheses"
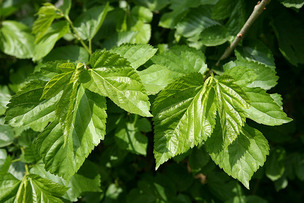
top-left (0, 0), bottom-right (303, 202)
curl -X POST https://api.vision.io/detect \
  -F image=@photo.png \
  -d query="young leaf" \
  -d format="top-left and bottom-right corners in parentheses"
top-left (85, 50), bottom-right (151, 117)
top-left (215, 75), bottom-right (250, 147)
top-left (36, 85), bottom-right (107, 180)
top-left (5, 80), bottom-right (61, 132)
top-left (32, 3), bottom-right (62, 43)
top-left (74, 3), bottom-right (110, 40)
top-left (110, 44), bottom-right (158, 69)
top-left (206, 122), bottom-right (269, 189)
top-left (243, 87), bottom-right (292, 125)
top-left (0, 21), bottom-right (35, 59)
top-left (59, 0), bottom-right (72, 16)
top-left (0, 173), bottom-right (21, 202)
top-left (153, 74), bottom-right (217, 168)
top-left (33, 21), bottom-right (69, 61)
top-left (15, 174), bottom-right (68, 202)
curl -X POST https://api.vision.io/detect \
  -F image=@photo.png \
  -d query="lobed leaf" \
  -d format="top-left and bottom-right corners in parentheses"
top-left (36, 85), bottom-right (107, 180)
top-left (153, 73), bottom-right (217, 168)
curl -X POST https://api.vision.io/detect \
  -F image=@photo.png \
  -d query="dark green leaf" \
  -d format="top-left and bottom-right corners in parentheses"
top-left (43, 45), bottom-right (90, 62)
top-left (0, 124), bottom-right (14, 147)
top-left (265, 148), bottom-right (286, 181)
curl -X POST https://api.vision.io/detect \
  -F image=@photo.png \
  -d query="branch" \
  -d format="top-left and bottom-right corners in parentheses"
top-left (216, 0), bottom-right (271, 66)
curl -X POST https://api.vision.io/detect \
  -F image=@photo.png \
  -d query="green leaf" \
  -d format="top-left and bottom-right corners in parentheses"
top-left (235, 41), bottom-right (276, 69)
top-left (265, 148), bottom-right (286, 181)
top-left (129, 20), bottom-right (151, 44)
top-left (41, 63), bottom-right (75, 100)
top-left (33, 21), bottom-right (69, 61)
top-left (200, 25), bottom-right (231, 46)
top-left (279, 0), bottom-right (304, 9)
top-left (59, 0), bottom-right (72, 16)
top-left (0, 173), bottom-right (21, 202)
top-left (189, 147), bottom-right (210, 172)
top-left (74, 4), bottom-right (110, 40)
top-left (85, 50), bottom-right (151, 117)
top-left (151, 45), bottom-right (208, 75)
top-left (215, 75), bottom-right (250, 147)
top-left (212, 0), bottom-right (236, 20)
top-left (110, 44), bottom-right (157, 69)
top-left (0, 20), bottom-right (35, 59)
top-left (0, 149), bottom-right (12, 174)
top-left (32, 3), bottom-right (62, 43)
top-left (153, 74), bottom-right (217, 169)
top-left (115, 116), bottom-right (149, 155)
top-left (176, 6), bottom-right (219, 39)
top-left (0, 124), bottom-right (14, 147)
top-left (0, 0), bottom-right (27, 17)
top-left (206, 123), bottom-right (269, 189)
top-left (132, 0), bottom-right (170, 11)
top-left (224, 60), bottom-right (278, 90)
top-left (243, 87), bottom-right (292, 125)
top-left (138, 64), bottom-right (182, 95)
top-left (272, 10), bottom-right (304, 66)
top-left (43, 45), bottom-right (90, 63)
top-left (31, 161), bottom-right (101, 201)
top-left (5, 80), bottom-right (61, 132)
top-left (131, 6), bottom-right (153, 23)
top-left (15, 174), bottom-right (68, 202)
top-left (223, 66), bottom-right (257, 88)
top-left (0, 86), bottom-right (11, 116)
top-left (36, 85), bottom-right (107, 180)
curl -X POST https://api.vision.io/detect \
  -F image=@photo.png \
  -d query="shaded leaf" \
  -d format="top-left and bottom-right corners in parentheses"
top-left (0, 86), bottom-right (11, 116)
top-left (0, 124), bottom-right (14, 147)
top-left (206, 122), bottom-right (269, 189)
top-left (33, 21), bottom-right (69, 61)
top-left (0, 20), bottom-right (35, 59)
top-left (43, 45), bottom-right (90, 62)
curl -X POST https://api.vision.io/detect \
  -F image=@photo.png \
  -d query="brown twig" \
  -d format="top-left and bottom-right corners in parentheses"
top-left (216, 0), bottom-right (271, 66)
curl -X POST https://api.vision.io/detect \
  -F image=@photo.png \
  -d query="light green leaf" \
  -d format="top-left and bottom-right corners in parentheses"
top-left (131, 6), bottom-right (153, 23)
top-left (265, 148), bottom-right (286, 181)
top-left (115, 116), bottom-right (149, 155)
top-left (224, 60), bottom-right (278, 90)
top-left (43, 45), bottom-right (90, 63)
top-left (0, 20), bottom-right (35, 59)
top-left (0, 149), bottom-right (12, 174)
top-left (74, 4), bottom-right (110, 40)
top-left (176, 6), bottom-right (219, 39)
top-left (151, 45), bottom-right (208, 75)
top-left (85, 50), bottom-right (151, 117)
top-left (0, 124), bottom-right (14, 147)
top-left (206, 123), bottom-right (269, 189)
top-left (132, 0), bottom-right (170, 11)
top-left (138, 64), bottom-right (183, 95)
top-left (32, 3), bottom-right (62, 43)
top-left (215, 75), bottom-right (250, 147)
top-left (0, 173), bottom-right (21, 202)
top-left (243, 87), bottom-right (292, 126)
top-left (110, 44), bottom-right (157, 69)
top-left (223, 66), bottom-right (257, 88)
top-left (0, 86), bottom-right (11, 116)
top-left (5, 80), bottom-right (61, 132)
top-left (36, 85), bottom-right (107, 180)
top-left (200, 25), bottom-right (231, 46)
top-left (129, 21), bottom-right (151, 44)
top-left (33, 21), bottom-right (69, 61)
top-left (153, 74), bottom-right (217, 169)
top-left (279, 0), bottom-right (304, 9)
top-left (15, 174), bottom-right (68, 203)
